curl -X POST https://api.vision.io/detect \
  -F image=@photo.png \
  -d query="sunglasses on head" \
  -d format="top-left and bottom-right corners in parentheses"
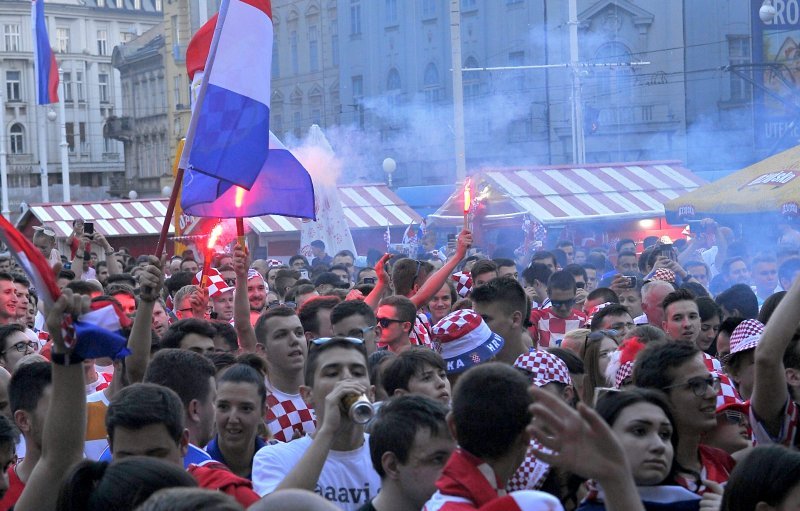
top-left (310, 336), bottom-right (364, 346)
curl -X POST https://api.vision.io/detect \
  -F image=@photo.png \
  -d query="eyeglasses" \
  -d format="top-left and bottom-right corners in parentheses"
top-left (2, 341), bottom-right (36, 354)
top-left (718, 410), bottom-right (748, 427)
top-left (550, 298), bottom-right (575, 308)
top-left (344, 326), bottom-right (376, 339)
top-left (583, 329), bottom-right (618, 356)
top-left (268, 301), bottom-right (297, 310)
top-left (663, 375), bottom-right (721, 397)
top-left (310, 336), bottom-right (364, 346)
top-left (376, 317), bottom-right (405, 328)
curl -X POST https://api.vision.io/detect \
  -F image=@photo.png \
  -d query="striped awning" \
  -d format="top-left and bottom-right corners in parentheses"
top-left (183, 184), bottom-right (421, 235)
top-left (23, 199), bottom-right (172, 238)
top-left (483, 161), bottom-right (705, 225)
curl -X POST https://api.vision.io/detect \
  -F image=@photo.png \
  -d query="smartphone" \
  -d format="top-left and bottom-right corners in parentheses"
top-left (622, 275), bottom-right (637, 288)
top-left (575, 281), bottom-right (585, 289)
top-left (84, 222), bottom-right (94, 236)
top-left (657, 244), bottom-right (675, 261)
top-left (299, 269), bottom-right (309, 280)
top-left (363, 277), bottom-right (376, 284)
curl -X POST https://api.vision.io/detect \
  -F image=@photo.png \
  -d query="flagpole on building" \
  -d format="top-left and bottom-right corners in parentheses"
top-left (37, 106), bottom-right (49, 202)
top-left (57, 68), bottom-right (70, 202)
top-left (0, 92), bottom-right (10, 219)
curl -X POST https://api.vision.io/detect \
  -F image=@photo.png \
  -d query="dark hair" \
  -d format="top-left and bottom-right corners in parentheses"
top-left (9, 273), bottom-right (29, 287)
top-left (10, 360), bottom-right (51, 414)
top-left (378, 295), bottom-right (417, 324)
top-left (582, 331), bottom-right (618, 404)
top-left (254, 306), bottom-right (297, 343)
top-left (209, 321), bottom-right (238, 352)
top-left (0, 324), bottom-right (25, 355)
top-left (165, 271), bottom-right (195, 297)
top-left (661, 288), bottom-right (696, 312)
top-left (778, 257), bottom-right (800, 285)
top-left (758, 291), bottom-right (786, 324)
top-left (470, 277), bottom-right (527, 317)
top-left (684, 260), bottom-right (710, 276)
top-left (285, 283), bottom-right (317, 302)
top-left (695, 296), bottom-right (721, 323)
top-left (563, 264), bottom-right (588, 283)
top-left (552, 249), bottom-right (568, 271)
top-left (235, 352), bottom-right (269, 376)
top-left (532, 251), bottom-right (557, 267)
top-left (65, 280), bottom-right (103, 296)
top-left (633, 341), bottom-right (699, 391)
top-left (158, 319), bottom-right (216, 350)
top-left (626, 325), bottom-right (667, 344)
top-left (547, 347), bottom-right (585, 375)
top-left (615, 239), bottom-right (636, 253)
top-left (305, 337), bottom-right (368, 388)
top-left (547, 270), bottom-right (576, 293)
top-left (57, 269), bottom-right (76, 281)
top-left (106, 273), bottom-right (137, 289)
top-left (493, 258), bottom-right (516, 270)
top-left (715, 284), bottom-right (759, 320)
top-left (135, 488), bottom-right (241, 511)
top-left (56, 457), bottom-right (197, 511)
top-left (289, 255), bottom-right (309, 268)
top-left (595, 388), bottom-right (678, 482)
top-left (680, 281), bottom-right (709, 299)
top-left (0, 272), bottom-right (12, 283)
top-left (206, 352), bottom-right (237, 373)
top-left (721, 446), bottom-right (800, 511)
top-left (381, 348), bottom-right (446, 396)
top-left (470, 259), bottom-right (498, 280)
top-left (0, 414), bottom-right (18, 446)
top-left (590, 304), bottom-right (630, 332)
top-left (392, 259), bottom-right (434, 296)
top-left (330, 299), bottom-right (376, 327)
top-left (451, 363), bottom-right (531, 459)
top-left (616, 250), bottom-right (637, 264)
top-left (217, 363), bottom-right (267, 407)
top-left (369, 395), bottom-right (449, 478)
top-left (144, 349), bottom-right (216, 409)
top-left (522, 262), bottom-right (552, 288)
top-left (106, 383), bottom-right (185, 448)
top-left (586, 287), bottom-right (620, 305)
top-left (368, 350), bottom-right (396, 397)
top-left (298, 296), bottom-right (342, 335)
top-left (721, 257), bottom-right (748, 278)
top-left (106, 282), bottom-right (136, 300)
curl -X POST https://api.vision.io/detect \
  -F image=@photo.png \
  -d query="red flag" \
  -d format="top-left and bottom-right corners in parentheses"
top-left (0, 216), bottom-right (61, 308)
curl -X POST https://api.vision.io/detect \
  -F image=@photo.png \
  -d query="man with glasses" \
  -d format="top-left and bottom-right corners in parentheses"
top-left (589, 303), bottom-right (634, 341)
top-left (252, 336), bottom-right (379, 510)
top-left (330, 300), bottom-right (377, 356)
top-left (634, 341), bottom-right (735, 492)
top-left (375, 296), bottom-right (416, 354)
top-left (0, 325), bottom-right (35, 372)
top-left (528, 271), bottom-right (587, 348)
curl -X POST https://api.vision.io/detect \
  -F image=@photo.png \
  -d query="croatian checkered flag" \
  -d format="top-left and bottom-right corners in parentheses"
top-left (192, 268), bottom-right (233, 298)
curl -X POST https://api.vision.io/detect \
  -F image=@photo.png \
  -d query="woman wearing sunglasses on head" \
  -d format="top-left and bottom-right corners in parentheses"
top-left (578, 389), bottom-right (718, 511)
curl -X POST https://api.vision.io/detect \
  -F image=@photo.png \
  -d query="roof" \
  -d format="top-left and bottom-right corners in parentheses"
top-left (430, 161), bottom-right (705, 226)
top-left (664, 145), bottom-right (800, 222)
top-left (19, 199), bottom-right (172, 238)
top-left (184, 184), bottom-right (422, 235)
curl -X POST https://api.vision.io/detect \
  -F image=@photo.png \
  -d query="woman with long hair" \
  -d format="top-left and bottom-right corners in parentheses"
top-left (581, 330), bottom-right (618, 405)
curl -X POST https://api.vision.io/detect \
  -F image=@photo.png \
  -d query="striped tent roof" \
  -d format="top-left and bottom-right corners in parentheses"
top-left (20, 199), bottom-right (171, 238)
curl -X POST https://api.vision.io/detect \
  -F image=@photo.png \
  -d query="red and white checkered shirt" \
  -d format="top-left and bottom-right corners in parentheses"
top-left (528, 307), bottom-right (587, 348)
top-left (507, 438), bottom-right (550, 492)
top-left (412, 311), bottom-right (434, 349)
top-left (265, 380), bottom-right (316, 443)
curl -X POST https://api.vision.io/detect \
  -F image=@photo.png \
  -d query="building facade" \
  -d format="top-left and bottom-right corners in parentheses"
top-left (0, 0), bottom-right (161, 209)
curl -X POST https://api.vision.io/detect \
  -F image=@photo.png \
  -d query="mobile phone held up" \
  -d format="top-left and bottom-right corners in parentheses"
top-left (84, 222), bottom-right (94, 237)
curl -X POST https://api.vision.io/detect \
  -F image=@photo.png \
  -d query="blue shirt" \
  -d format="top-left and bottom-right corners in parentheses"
top-left (99, 442), bottom-right (212, 469)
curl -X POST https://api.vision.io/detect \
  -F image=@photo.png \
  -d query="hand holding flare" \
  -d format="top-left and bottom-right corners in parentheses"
top-left (201, 223), bottom-right (224, 289)
top-left (463, 177), bottom-right (471, 231)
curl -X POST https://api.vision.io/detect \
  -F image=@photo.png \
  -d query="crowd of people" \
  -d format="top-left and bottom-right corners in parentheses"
top-left (0, 217), bottom-right (800, 510)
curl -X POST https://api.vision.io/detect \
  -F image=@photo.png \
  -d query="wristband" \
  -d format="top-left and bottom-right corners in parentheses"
top-left (51, 350), bottom-right (84, 366)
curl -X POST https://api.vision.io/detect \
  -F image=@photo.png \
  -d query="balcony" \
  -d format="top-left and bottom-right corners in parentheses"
top-left (104, 116), bottom-right (135, 142)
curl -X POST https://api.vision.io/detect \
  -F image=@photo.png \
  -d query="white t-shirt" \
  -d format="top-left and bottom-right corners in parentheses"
top-left (251, 434), bottom-right (381, 511)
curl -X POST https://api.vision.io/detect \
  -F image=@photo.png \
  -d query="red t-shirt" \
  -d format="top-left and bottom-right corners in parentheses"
top-left (674, 445), bottom-right (735, 494)
top-left (0, 463), bottom-right (24, 511)
top-left (528, 307), bottom-right (587, 348)
top-left (188, 460), bottom-right (260, 508)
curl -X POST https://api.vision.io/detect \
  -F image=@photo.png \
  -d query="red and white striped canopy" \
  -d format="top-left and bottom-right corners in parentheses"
top-left (24, 199), bottom-right (171, 238)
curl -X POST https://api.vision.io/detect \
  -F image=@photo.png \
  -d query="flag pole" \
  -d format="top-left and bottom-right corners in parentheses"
top-left (0, 92), bottom-right (10, 219)
top-left (236, 218), bottom-right (245, 248)
top-left (155, 168), bottom-right (183, 257)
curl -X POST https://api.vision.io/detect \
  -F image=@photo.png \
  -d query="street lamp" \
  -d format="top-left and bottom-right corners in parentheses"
top-left (128, 190), bottom-right (138, 200)
top-left (382, 157), bottom-right (397, 187)
top-left (760, 0), bottom-right (777, 23)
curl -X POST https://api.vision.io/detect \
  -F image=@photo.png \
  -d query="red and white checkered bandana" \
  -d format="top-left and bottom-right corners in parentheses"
top-left (247, 268), bottom-right (268, 290)
top-left (615, 361), bottom-right (634, 389)
top-left (266, 259), bottom-right (283, 268)
top-left (586, 301), bottom-right (613, 324)
top-left (715, 371), bottom-right (744, 412)
top-left (514, 350), bottom-right (572, 387)
top-left (652, 268), bottom-right (676, 283)
top-left (729, 319), bottom-right (764, 356)
top-left (193, 268), bottom-right (235, 299)
top-left (606, 337), bottom-right (647, 388)
top-left (451, 271), bottom-right (473, 298)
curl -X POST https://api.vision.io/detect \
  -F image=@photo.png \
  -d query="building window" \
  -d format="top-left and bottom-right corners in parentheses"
top-left (290, 30), bottom-right (298, 74)
top-left (592, 42), bottom-right (632, 97)
top-left (76, 71), bottom-right (84, 101)
top-left (331, 21), bottom-right (339, 66)
top-left (9, 124), bottom-right (23, 154)
top-left (309, 25), bottom-right (319, 72)
top-left (350, 1), bottom-right (361, 36)
top-left (423, 63), bottom-right (440, 103)
top-left (5, 71), bottom-right (21, 101)
top-left (4, 24), bottom-right (20, 52)
top-left (63, 71), bottom-right (73, 102)
top-left (293, 110), bottom-right (302, 138)
top-left (155, 0), bottom-right (162, 10)
top-left (272, 44), bottom-right (280, 78)
top-left (387, 68), bottom-right (401, 91)
top-left (66, 122), bottom-right (75, 152)
top-left (97, 30), bottom-right (108, 55)
top-left (173, 75), bottom-right (181, 106)
top-left (422, 0), bottom-right (436, 18)
top-left (99, 73), bottom-right (109, 103)
top-left (729, 35), bottom-right (751, 101)
top-left (134, 0), bottom-right (141, 8)
top-left (463, 56), bottom-right (480, 99)
top-left (386, 0), bottom-right (397, 23)
top-left (171, 15), bottom-right (179, 44)
top-left (98, 0), bottom-right (105, 7)
top-left (352, 75), bottom-right (363, 98)
top-left (56, 27), bottom-right (70, 53)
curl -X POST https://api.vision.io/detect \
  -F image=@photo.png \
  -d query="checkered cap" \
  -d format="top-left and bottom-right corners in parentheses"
top-left (615, 361), bottom-right (634, 389)
top-left (247, 267), bottom-right (268, 290)
top-left (514, 350), bottom-right (572, 387)
top-left (729, 319), bottom-right (764, 356)
top-left (451, 271), bottom-right (473, 297)
top-left (192, 268), bottom-right (234, 299)
top-left (652, 268), bottom-right (676, 283)
top-left (266, 259), bottom-right (283, 268)
top-left (586, 301), bottom-right (613, 324)
top-left (715, 371), bottom-right (744, 412)
top-left (432, 309), bottom-right (504, 373)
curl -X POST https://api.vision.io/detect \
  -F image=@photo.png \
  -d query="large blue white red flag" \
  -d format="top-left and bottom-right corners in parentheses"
top-left (31, 0), bottom-right (59, 105)
top-left (0, 216), bottom-right (60, 308)
top-left (181, 0), bottom-right (273, 190)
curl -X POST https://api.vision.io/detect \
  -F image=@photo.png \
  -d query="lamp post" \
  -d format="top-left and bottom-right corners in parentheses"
top-left (0, 92), bottom-right (9, 219)
top-left (760, 0), bottom-right (777, 23)
top-left (382, 157), bottom-right (396, 187)
top-left (57, 68), bottom-right (71, 202)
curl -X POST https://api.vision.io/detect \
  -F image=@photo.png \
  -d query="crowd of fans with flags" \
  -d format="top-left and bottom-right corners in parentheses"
top-left (0, 215), bottom-right (799, 510)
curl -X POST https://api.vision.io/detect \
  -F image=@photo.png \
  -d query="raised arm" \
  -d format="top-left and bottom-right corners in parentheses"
top-left (93, 233), bottom-right (122, 275)
top-left (232, 244), bottom-right (257, 353)
top-left (751, 275), bottom-right (800, 437)
top-left (15, 290), bottom-right (88, 511)
top-left (125, 255), bottom-right (164, 384)
top-left (409, 229), bottom-right (472, 309)
top-left (364, 253), bottom-right (392, 310)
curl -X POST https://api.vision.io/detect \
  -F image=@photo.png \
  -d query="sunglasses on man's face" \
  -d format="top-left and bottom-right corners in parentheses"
top-left (550, 298), bottom-right (575, 308)
top-left (376, 317), bottom-right (405, 328)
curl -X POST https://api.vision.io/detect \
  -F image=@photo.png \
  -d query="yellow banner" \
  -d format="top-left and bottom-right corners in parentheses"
top-left (172, 138), bottom-right (186, 257)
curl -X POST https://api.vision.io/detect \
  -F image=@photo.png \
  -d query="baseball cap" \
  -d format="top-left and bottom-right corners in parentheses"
top-left (514, 350), bottom-right (572, 387)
